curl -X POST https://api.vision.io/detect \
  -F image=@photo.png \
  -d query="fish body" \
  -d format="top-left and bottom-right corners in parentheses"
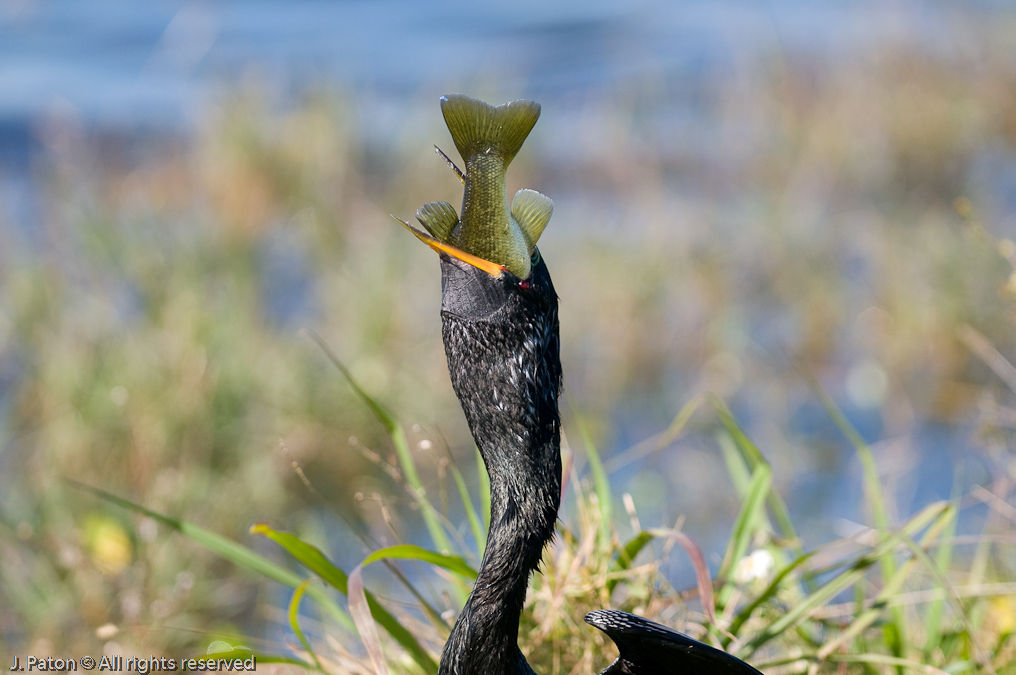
top-left (414, 95), bottom-right (554, 280)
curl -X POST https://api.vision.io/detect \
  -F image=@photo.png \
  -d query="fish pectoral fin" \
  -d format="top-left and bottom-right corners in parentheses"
top-left (511, 189), bottom-right (554, 250)
top-left (416, 201), bottom-right (460, 241)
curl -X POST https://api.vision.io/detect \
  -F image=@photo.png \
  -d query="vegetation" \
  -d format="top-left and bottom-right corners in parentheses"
top-left (2, 32), bottom-right (1016, 674)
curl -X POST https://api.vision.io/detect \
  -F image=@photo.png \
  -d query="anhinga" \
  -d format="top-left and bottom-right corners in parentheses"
top-left (398, 95), bottom-right (763, 675)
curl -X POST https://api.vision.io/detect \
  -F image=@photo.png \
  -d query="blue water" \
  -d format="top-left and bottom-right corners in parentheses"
top-left (0, 0), bottom-right (988, 128)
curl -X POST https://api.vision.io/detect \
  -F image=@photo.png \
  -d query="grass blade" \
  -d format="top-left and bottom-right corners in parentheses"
top-left (346, 543), bottom-right (481, 675)
top-left (448, 463), bottom-right (485, 560)
top-left (603, 394), bottom-right (704, 474)
top-left (738, 502), bottom-right (950, 660)
top-left (828, 652), bottom-right (952, 675)
top-left (250, 524), bottom-right (438, 675)
top-left (804, 374), bottom-right (910, 662)
top-left (805, 388), bottom-right (898, 551)
top-left (739, 562), bottom-right (870, 659)
top-left (816, 503), bottom-right (956, 660)
top-left (250, 523), bottom-right (351, 592)
top-left (725, 551), bottom-right (815, 645)
top-left (348, 562), bottom-right (389, 675)
top-left (608, 531), bottom-right (654, 593)
top-left (309, 331), bottom-right (452, 555)
top-left (711, 397), bottom-right (802, 559)
top-left (897, 527), bottom-right (996, 675)
top-left (649, 527), bottom-right (718, 627)
top-left (289, 580), bottom-right (327, 673)
top-left (924, 496), bottom-right (959, 655)
top-left (718, 431), bottom-right (751, 495)
top-left (361, 544), bottom-right (477, 579)
top-left (574, 414), bottom-right (612, 545)
top-left (717, 463), bottom-right (772, 608)
top-left (72, 482), bottom-right (351, 627)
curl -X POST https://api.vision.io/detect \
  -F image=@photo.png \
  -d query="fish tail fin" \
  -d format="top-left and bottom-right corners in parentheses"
top-left (440, 94), bottom-right (541, 165)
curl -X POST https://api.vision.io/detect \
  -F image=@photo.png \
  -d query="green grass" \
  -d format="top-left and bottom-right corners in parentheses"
top-left (80, 361), bottom-right (1015, 673)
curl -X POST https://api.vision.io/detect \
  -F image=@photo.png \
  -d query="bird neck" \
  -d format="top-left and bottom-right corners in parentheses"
top-left (437, 255), bottom-right (562, 675)
top-left (440, 432), bottom-right (561, 675)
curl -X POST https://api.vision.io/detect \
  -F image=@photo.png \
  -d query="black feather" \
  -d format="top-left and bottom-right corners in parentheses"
top-left (438, 252), bottom-right (560, 675)
top-left (584, 610), bottom-right (764, 675)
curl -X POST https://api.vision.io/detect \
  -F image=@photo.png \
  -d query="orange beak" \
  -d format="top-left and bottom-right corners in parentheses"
top-left (393, 216), bottom-right (506, 278)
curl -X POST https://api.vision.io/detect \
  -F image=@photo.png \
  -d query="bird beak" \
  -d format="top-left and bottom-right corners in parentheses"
top-left (393, 216), bottom-right (506, 278)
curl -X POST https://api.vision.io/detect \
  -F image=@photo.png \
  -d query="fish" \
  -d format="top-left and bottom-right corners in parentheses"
top-left (397, 94), bottom-right (554, 280)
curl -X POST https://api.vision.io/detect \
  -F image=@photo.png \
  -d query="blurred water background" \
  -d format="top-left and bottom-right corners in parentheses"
top-left (2, 0), bottom-right (1015, 660)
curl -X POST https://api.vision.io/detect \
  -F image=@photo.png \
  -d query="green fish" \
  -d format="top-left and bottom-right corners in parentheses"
top-left (399, 94), bottom-right (554, 280)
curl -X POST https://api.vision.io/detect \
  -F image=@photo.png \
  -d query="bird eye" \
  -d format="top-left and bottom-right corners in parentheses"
top-left (530, 249), bottom-right (541, 266)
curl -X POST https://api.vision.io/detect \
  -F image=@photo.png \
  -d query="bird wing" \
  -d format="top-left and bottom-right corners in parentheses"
top-left (585, 610), bottom-right (764, 675)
